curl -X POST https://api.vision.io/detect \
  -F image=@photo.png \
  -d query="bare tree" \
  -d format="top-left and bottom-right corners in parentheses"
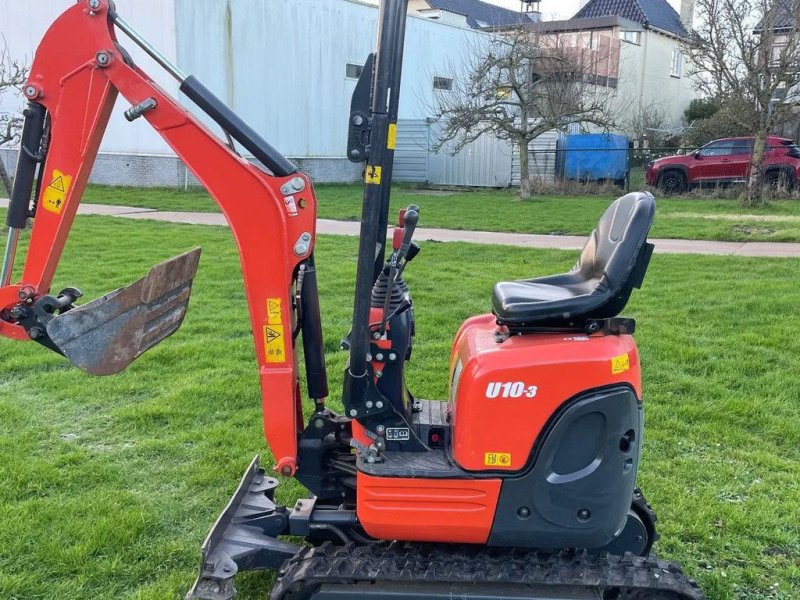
top-left (624, 101), bottom-right (668, 148)
top-left (0, 39), bottom-right (28, 196)
top-left (430, 27), bottom-right (618, 199)
top-left (685, 0), bottom-right (800, 206)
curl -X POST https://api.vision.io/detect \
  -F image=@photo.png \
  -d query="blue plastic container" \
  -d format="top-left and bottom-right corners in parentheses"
top-left (563, 133), bottom-right (629, 183)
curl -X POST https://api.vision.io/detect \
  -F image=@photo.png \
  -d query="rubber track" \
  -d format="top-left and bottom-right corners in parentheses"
top-left (271, 542), bottom-right (706, 600)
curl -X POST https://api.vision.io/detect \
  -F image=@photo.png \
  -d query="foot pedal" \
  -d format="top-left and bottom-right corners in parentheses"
top-left (45, 247), bottom-right (201, 376)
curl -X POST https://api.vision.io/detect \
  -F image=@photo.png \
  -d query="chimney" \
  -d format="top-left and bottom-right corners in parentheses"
top-left (680, 0), bottom-right (695, 32)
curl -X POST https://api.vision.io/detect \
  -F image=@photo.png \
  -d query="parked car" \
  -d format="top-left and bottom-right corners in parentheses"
top-left (646, 136), bottom-right (800, 194)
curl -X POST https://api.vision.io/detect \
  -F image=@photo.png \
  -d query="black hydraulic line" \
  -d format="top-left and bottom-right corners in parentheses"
top-left (6, 103), bottom-right (46, 229)
top-left (300, 255), bottom-right (330, 403)
top-left (346, 0), bottom-right (406, 386)
top-left (373, 0), bottom-right (410, 283)
top-left (180, 76), bottom-right (297, 177)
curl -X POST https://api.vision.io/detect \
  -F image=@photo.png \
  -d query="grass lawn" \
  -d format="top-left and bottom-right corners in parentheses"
top-left (1, 212), bottom-right (799, 599)
top-left (80, 184), bottom-right (800, 243)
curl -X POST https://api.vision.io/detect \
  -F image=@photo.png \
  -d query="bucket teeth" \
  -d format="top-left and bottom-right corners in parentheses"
top-left (46, 248), bottom-right (201, 376)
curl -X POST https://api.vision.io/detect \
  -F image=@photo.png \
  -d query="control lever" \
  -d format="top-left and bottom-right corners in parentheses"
top-left (396, 208), bottom-right (418, 263)
top-left (379, 207), bottom-right (419, 334)
top-left (396, 207), bottom-right (420, 276)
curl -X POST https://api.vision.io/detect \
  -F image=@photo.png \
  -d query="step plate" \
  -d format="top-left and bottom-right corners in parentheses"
top-left (46, 248), bottom-right (201, 376)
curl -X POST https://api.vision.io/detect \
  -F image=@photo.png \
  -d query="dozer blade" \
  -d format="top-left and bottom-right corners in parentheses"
top-left (186, 456), bottom-right (300, 600)
top-left (46, 248), bottom-right (201, 376)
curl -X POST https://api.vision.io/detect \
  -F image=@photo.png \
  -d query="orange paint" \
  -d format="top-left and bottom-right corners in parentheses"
top-left (449, 314), bottom-right (642, 472)
top-left (357, 471), bottom-right (501, 543)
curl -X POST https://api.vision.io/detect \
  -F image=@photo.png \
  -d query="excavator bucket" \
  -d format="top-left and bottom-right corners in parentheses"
top-left (46, 248), bottom-right (202, 376)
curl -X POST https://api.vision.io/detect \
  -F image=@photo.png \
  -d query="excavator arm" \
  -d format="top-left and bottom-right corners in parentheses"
top-left (0, 0), bottom-right (327, 477)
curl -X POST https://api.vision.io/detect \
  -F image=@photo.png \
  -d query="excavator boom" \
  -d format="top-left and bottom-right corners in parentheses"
top-left (0, 0), bottom-right (325, 477)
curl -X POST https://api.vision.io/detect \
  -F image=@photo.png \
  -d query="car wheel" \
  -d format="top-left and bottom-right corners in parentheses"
top-left (764, 170), bottom-right (793, 193)
top-left (658, 171), bottom-right (686, 195)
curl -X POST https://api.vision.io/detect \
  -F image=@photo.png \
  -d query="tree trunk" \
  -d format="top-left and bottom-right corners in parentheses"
top-left (0, 155), bottom-right (12, 197)
top-left (518, 139), bottom-right (532, 200)
top-left (743, 129), bottom-right (769, 207)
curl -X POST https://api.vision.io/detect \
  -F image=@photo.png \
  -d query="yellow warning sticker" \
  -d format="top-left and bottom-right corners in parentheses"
top-left (264, 324), bottom-right (287, 363)
top-left (365, 165), bottom-right (382, 185)
top-left (387, 123), bottom-right (398, 150)
top-left (484, 452), bottom-right (512, 468)
top-left (611, 353), bottom-right (630, 374)
top-left (267, 298), bottom-right (283, 325)
top-left (42, 169), bottom-right (73, 215)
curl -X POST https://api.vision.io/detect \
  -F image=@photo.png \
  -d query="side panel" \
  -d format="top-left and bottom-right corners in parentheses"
top-left (357, 473), bottom-right (502, 544)
top-left (488, 386), bottom-right (642, 549)
top-left (449, 314), bottom-right (641, 473)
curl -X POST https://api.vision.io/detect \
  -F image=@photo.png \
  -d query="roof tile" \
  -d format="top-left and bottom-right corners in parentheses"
top-left (573, 0), bottom-right (688, 37)
top-left (424, 0), bottom-right (536, 28)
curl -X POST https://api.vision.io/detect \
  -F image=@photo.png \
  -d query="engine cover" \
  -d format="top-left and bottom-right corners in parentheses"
top-left (449, 314), bottom-right (642, 473)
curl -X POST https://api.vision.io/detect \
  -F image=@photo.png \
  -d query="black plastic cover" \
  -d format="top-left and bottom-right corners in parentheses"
top-left (488, 386), bottom-right (642, 549)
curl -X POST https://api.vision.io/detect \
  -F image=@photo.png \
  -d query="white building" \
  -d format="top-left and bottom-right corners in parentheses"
top-left (569, 0), bottom-right (699, 135)
top-left (0, 0), bottom-right (481, 186)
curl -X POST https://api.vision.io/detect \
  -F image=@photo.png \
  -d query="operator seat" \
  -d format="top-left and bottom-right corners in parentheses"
top-left (492, 192), bottom-right (656, 328)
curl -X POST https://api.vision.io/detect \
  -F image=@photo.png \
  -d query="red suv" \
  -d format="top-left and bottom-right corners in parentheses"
top-left (646, 136), bottom-right (800, 194)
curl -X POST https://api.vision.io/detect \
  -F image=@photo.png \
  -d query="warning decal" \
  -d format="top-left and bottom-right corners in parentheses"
top-left (267, 298), bottom-right (283, 325)
top-left (365, 165), bottom-right (382, 185)
top-left (387, 123), bottom-right (398, 150)
top-left (484, 452), bottom-right (512, 468)
top-left (42, 169), bottom-right (73, 215)
top-left (611, 353), bottom-right (630, 375)
top-left (264, 324), bottom-right (287, 363)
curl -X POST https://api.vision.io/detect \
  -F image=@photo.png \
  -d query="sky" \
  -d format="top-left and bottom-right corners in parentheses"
top-left (486, 0), bottom-right (683, 21)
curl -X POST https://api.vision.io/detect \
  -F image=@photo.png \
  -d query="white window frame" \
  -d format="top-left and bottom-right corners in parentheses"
top-left (433, 76), bottom-right (454, 91)
top-left (671, 49), bottom-right (683, 78)
top-left (620, 30), bottom-right (641, 45)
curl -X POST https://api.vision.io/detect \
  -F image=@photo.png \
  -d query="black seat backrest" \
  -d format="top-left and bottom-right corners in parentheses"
top-left (576, 192), bottom-right (656, 319)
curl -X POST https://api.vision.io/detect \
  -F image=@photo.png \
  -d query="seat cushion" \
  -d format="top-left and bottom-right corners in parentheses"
top-left (492, 192), bottom-right (656, 326)
top-left (492, 278), bottom-right (604, 323)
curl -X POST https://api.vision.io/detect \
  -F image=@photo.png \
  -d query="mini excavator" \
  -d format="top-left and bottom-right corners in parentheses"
top-left (1, 2), bottom-right (706, 599)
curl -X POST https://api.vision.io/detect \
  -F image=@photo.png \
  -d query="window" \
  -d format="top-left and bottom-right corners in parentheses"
top-left (346, 63), bottom-right (363, 80)
top-left (731, 139), bottom-right (754, 155)
top-left (699, 140), bottom-right (739, 157)
top-left (433, 76), bottom-right (453, 91)
top-left (620, 30), bottom-right (641, 45)
top-left (671, 49), bottom-right (683, 77)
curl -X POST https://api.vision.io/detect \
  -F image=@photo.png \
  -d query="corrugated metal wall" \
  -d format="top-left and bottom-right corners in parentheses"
top-left (428, 123), bottom-right (513, 187)
top-left (394, 120), bottom-right (430, 183)
top-left (174, 0), bottom-right (481, 160)
top-left (511, 130), bottom-right (565, 185)
top-left (394, 120), bottom-right (513, 187)
top-left (0, 0), bottom-right (179, 156)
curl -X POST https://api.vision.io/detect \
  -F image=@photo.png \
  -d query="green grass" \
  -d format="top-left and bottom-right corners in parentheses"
top-left (81, 184), bottom-right (800, 243)
top-left (1, 212), bottom-right (799, 599)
